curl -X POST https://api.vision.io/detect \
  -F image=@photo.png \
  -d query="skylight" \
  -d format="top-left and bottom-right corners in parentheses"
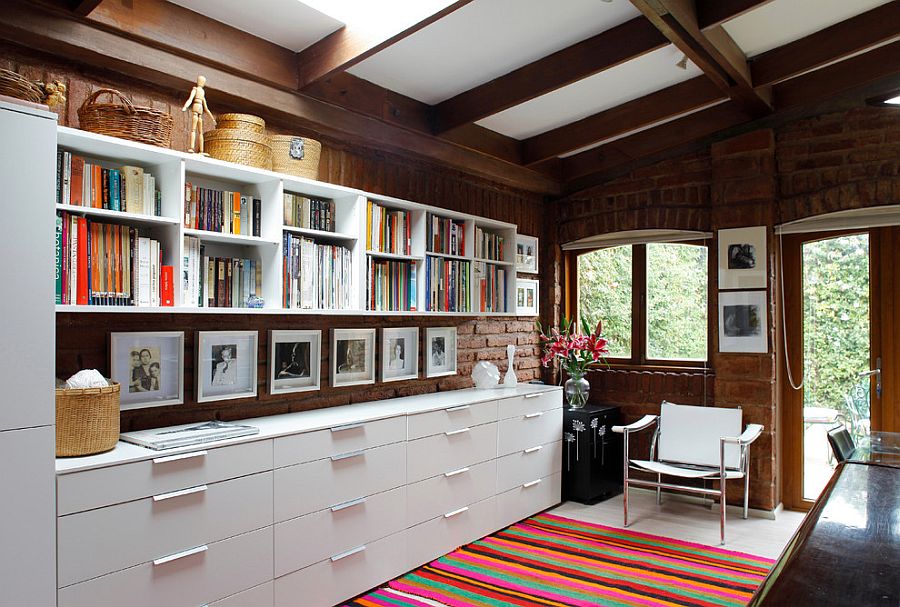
top-left (301, 0), bottom-right (459, 37)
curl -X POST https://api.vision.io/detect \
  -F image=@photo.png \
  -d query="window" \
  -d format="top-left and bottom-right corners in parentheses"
top-left (576, 242), bottom-right (708, 365)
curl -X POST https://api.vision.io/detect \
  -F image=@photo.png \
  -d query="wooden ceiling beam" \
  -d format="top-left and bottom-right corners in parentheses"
top-left (695, 0), bottom-right (774, 30)
top-left (296, 1), bottom-right (475, 90)
top-left (70, 0), bottom-right (102, 17)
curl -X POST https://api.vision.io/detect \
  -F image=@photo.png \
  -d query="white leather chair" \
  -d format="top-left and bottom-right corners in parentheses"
top-left (612, 401), bottom-right (763, 544)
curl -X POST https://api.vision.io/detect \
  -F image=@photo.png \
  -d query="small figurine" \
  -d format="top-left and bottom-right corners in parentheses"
top-left (182, 75), bottom-right (215, 154)
top-left (42, 81), bottom-right (67, 111)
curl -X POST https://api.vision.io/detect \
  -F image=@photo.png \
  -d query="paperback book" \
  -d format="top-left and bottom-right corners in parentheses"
top-left (120, 420), bottom-right (259, 450)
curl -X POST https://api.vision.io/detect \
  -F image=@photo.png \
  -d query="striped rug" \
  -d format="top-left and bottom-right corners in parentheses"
top-left (345, 513), bottom-right (774, 607)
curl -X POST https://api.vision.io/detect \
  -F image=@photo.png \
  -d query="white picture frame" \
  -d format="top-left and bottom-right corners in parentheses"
top-left (425, 327), bottom-right (457, 378)
top-left (516, 234), bottom-right (539, 274)
top-left (331, 328), bottom-right (376, 387)
top-left (718, 291), bottom-right (768, 353)
top-left (718, 226), bottom-right (767, 289)
top-left (382, 327), bottom-right (419, 382)
top-left (516, 278), bottom-right (540, 316)
top-left (196, 331), bottom-right (258, 403)
top-left (269, 330), bottom-right (321, 395)
top-left (110, 331), bottom-right (184, 410)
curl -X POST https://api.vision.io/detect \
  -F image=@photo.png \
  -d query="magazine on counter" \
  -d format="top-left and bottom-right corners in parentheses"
top-left (120, 420), bottom-right (259, 450)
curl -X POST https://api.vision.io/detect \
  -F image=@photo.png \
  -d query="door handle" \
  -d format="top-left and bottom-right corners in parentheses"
top-left (859, 358), bottom-right (882, 398)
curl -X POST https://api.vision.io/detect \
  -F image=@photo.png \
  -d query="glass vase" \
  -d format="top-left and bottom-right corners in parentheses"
top-left (564, 370), bottom-right (590, 409)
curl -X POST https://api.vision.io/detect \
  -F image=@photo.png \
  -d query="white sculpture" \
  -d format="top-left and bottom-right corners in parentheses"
top-left (472, 361), bottom-right (500, 389)
top-left (503, 344), bottom-right (518, 387)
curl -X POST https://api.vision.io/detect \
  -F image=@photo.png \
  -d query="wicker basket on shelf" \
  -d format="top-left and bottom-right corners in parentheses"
top-left (0, 67), bottom-right (45, 104)
top-left (205, 125), bottom-right (272, 170)
top-left (270, 134), bottom-right (322, 180)
top-left (55, 382), bottom-right (120, 457)
top-left (216, 113), bottom-right (266, 135)
top-left (77, 88), bottom-right (174, 147)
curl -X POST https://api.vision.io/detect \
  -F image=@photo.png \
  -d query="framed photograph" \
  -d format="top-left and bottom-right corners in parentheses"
top-left (516, 234), bottom-right (539, 273)
top-left (110, 332), bottom-right (184, 410)
top-left (269, 330), bottom-right (321, 395)
top-left (382, 327), bottom-right (419, 382)
top-left (196, 331), bottom-right (258, 403)
top-left (718, 291), bottom-right (768, 353)
top-left (516, 278), bottom-right (540, 316)
top-left (718, 226), bottom-right (767, 289)
top-left (331, 328), bottom-right (376, 387)
top-left (425, 327), bottom-right (457, 378)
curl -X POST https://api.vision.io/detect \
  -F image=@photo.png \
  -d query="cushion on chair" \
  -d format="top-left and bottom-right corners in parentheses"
top-left (629, 459), bottom-right (745, 479)
top-left (658, 401), bottom-right (743, 469)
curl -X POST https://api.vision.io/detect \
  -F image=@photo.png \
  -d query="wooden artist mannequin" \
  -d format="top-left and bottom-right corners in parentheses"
top-left (182, 75), bottom-right (214, 153)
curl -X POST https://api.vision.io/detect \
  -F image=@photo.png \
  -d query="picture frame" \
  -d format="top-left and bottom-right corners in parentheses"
top-left (331, 328), bottom-right (376, 387)
top-left (718, 291), bottom-right (768, 353)
top-left (718, 226), bottom-right (767, 290)
top-left (196, 331), bottom-right (258, 403)
top-left (425, 327), bottom-right (457, 378)
top-left (516, 278), bottom-right (540, 316)
top-left (110, 331), bottom-right (184, 410)
top-left (516, 234), bottom-right (539, 274)
top-left (382, 327), bottom-right (419, 382)
top-left (268, 330), bottom-right (321, 395)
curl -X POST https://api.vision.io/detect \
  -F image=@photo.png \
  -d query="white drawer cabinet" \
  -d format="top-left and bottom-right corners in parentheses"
top-left (407, 496), bottom-right (498, 568)
top-left (407, 458), bottom-right (497, 527)
top-left (209, 582), bottom-right (274, 607)
top-left (407, 421), bottom-right (498, 483)
top-left (498, 390), bottom-right (561, 420)
top-left (497, 409), bottom-right (563, 456)
top-left (274, 416), bottom-right (406, 468)
top-left (497, 440), bottom-right (562, 493)
top-left (407, 400), bottom-right (498, 440)
top-left (496, 473), bottom-right (562, 529)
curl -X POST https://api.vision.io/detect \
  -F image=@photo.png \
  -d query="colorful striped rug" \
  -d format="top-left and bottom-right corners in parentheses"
top-left (345, 513), bottom-right (774, 607)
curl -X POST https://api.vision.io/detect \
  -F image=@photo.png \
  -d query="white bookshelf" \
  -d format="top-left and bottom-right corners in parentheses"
top-left (54, 126), bottom-right (519, 317)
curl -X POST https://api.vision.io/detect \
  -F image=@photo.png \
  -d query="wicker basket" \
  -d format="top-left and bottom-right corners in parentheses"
top-left (78, 88), bottom-right (173, 148)
top-left (216, 113), bottom-right (266, 135)
top-left (56, 382), bottom-right (120, 457)
top-left (0, 67), bottom-right (44, 104)
top-left (205, 127), bottom-right (272, 170)
top-left (270, 134), bottom-right (322, 180)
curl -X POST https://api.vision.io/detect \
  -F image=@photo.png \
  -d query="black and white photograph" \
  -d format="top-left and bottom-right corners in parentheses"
top-left (718, 291), bottom-right (768, 353)
top-left (269, 330), bottom-right (321, 395)
top-left (382, 327), bottom-right (418, 382)
top-left (516, 278), bottom-right (539, 315)
top-left (110, 332), bottom-right (184, 410)
top-left (516, 234), bottom-right (539, 274)
top-left (331, 328), bottom-right (376, 387)
top-left (425, 327), bottom-right (457, 378)
top-left (196, 331), bottom-right (258, 403)
top-left (718, 226), bottom-right (767, 289)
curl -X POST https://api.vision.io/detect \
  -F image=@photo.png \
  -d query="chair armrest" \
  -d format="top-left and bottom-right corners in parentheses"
top-left (721, 423), bottom-right (764, 445)
top-left (612, 415), bottom-right (658, 434)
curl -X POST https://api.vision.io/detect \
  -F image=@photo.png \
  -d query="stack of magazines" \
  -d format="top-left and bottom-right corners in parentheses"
top-left (120, 420), bottom-right (259, 450)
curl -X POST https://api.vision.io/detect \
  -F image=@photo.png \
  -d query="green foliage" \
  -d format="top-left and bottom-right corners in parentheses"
top-left (578, 246), bottom-right (632, 357)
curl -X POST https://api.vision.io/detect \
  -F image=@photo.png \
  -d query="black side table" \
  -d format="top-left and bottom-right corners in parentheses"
top-left (562, 404), bottom-right (623, 504)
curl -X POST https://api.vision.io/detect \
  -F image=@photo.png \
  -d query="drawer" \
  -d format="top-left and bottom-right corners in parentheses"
top-left (496, 472), bottom-right (561, 529)
top-left (408, 400), bottom-right (498, 440)
top-left (498, 389), bottom-right (562, 420)
top-left (58, 526), bottom-right (273, 607)
top-left (275, 416), bottom-right (406, 468)
top-left (275, 485), bottom-right (407, 577)
top-left (407, 459), bottom-right (496, 527)
top-left (210, 582), bottom-right (273, 607)
top-left (274, 529), bottom-right (408, 607)
top-left (275, 441), bottom-right (406, 522)
top-left (497, 440), bottom-right (562, 493)
top-left (407, 496), bottom-right (497, 569)
top-left (407, 422), bottom-right (497, 484)
top-left (497, 409), bottom-right (562, 456)
top-left (58, 471), bottom-right (273, 587)
top-left (57, 439), bottom-right (273, 515)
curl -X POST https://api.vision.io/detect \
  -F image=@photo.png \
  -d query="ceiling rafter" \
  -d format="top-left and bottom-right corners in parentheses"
top-left (70, 0), bottom-right (102, 17)
top-left (695, 0), bottom-right (775, 30)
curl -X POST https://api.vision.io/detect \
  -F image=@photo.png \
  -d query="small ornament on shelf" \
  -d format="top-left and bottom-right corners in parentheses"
top-left (182, 75), bottom-right (215, 154)
top-left (503, 344), bottom-right (517, 387)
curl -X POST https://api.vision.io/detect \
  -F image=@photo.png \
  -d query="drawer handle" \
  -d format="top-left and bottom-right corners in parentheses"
top-left (524, 393), bottom-right (543, 399)
top-left (331, 422), bottom-right (364, 433)
top-left (445, 427), bottom-right (471, 437)
top-left (444, 466), bottom-right (470, 478)
top-left (331, 450), bottom-right (366, 462)
top-left (524, 412), bottom-right (544, 419)
top-left (153, 484), bottom-right (208, 502)
top-left (153, 544), bottom-right (208, 566)
top-left (445, 405), bottom-right (470, 412)
top-left (331, 545), bottom-right (366, 562)
top-left (152, 450), bottom-right (208, 465)
top-left (523, 479), bottom-right (542, 488)
top-left (444, 506), bottom-right (469, 518)
top-left (523, 446), bottom-right (543, 454)
top-left (331, 497), bottom-right (367, 512)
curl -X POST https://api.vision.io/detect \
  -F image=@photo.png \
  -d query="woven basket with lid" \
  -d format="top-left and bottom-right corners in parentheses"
top-left (216, 113), bottom-right (266, 135)
top-left (270, 134), bottom-right (322, 180)
top-left (205, 127), bottom-right (272, 170)
top-left (56, 382), bottom-right (120, 457)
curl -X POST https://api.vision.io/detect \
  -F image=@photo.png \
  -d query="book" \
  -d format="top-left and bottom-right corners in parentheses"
top-left (160, 265), bottom-right (174, 306)
top-left (252, 198), bottom-right (261, 237)
top-left (55, 213), bottom-right (62, 304)
top-left (120, 420), bottom-right (260, 451)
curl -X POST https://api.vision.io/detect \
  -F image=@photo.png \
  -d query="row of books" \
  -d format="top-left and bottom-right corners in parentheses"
top-left (425, 256), bottom-right (470, 313)
top-left (56, 151), bottom-right (160, 216)
top-left (474, 227), bottom-right (505, 262)
top-left (182, 236), bottom-right (263, 308)
top-left (55, 211), bottom-right (171, 306)
top-left (366, 200), bottom-right (411, 255)
top-left (473, 262), bottom-right (507, 313)
top-left (427, 213), bottom-right (465, 256)
top-left (366, 259), bottom-right (417, 312)
top-left (184, 183), bottom-right (261, 236)
top-left (282, 233), bottom-right (353, 310)
top-left (283, 193), bottom-right (336, 232)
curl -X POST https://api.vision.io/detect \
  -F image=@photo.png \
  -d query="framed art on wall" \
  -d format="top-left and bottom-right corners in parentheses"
top-left (516, 235), bottom-right (539, 273)
top-left (718, 291), bottom-right (768, 353)
top-left (196, 331), bottom-right (258, 403)
top-left (718, 226), bottom-right (767, 289)
top-left (382, 327), bottom-right (419, 382)
top-left (332, 328), bottom-right (376, 387)
top-left (425, 327), bottom-right (457, 378)
top-left (269, 330), bottom-right (321, 395)
top-left (110, 331), bottom-right (184, 410)
top-left (516, 278), bottom-right (539, 316)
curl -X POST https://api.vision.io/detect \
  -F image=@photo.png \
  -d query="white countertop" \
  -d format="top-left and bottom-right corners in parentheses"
top-left (56, 384), bottom-right (561, 474)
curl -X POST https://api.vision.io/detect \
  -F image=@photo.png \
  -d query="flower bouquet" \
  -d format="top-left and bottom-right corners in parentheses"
top-left (538, 317), bottom-right (609, 408)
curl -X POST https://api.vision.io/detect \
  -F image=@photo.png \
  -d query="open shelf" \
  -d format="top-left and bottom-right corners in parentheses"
top-left (283, 225), bottom-right (357, 241)
top-left (184, 228), bottom-right (279, 246)
top-left (55, 204), bottom-right (179, 227)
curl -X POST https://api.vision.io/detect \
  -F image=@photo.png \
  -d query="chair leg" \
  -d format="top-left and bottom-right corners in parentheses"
top-left (743, 464), bottom-right (751, 520)
top-left (656, 474), bottom-right (662, 505)
top-left (623, 431), bottom-right (630, 528)
top-left (720, 480), bottom-right (726, 545)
